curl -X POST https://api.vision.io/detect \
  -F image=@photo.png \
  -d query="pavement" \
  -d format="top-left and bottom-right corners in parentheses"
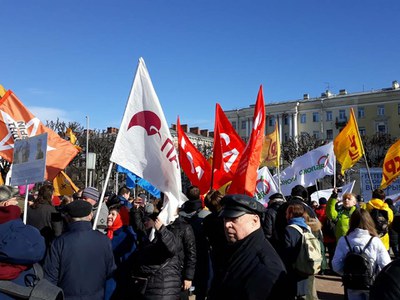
top-left (315, 273), bottom-right (345, 299)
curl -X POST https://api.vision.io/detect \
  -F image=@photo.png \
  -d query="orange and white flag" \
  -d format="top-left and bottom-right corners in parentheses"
top-left (333, 108), bottom-right (364, 175)
top-left (0, 90), bottom-right (79, 180)
top-left (381, 139), bottom-right (400, 189)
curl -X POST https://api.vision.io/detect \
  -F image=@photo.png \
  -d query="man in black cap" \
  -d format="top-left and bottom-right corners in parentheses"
top-left (44, 200), bottom-right (116, 300)
top-left (263, 192), bottom-right (286, 249)
top-left (208, 194), bottom-right (287, 300)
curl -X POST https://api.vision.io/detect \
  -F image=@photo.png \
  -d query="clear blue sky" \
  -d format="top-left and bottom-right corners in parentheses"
top-left (1, 1), bottom-right (399, 131)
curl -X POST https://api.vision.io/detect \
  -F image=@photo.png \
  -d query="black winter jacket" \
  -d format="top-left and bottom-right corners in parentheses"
top-left (168, 216), bottom-right (196, 281)
top-left (208, 228), bottom-right (288, 300)
top-left (132, 225), bottom-right (181, 300)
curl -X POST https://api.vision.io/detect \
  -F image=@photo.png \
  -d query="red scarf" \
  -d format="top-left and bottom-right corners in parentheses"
top-left (0, 262), bottom-right (29, 280)
top-left (106, 213), bottom-right (123, 240)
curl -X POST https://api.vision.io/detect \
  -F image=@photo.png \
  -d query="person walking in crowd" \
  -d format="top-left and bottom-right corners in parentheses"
top-left (130, 213), bottom-right (182, 300)
top-left (179, 186), bottom-right (211, 300)
top-left (361, 189), bottom-right (394, 251)
top-left (203, 190), bottom-right (229, 295)
top-left (81, 186), bottom-right (109, 233)
top-left (104, 204), bottom-right (138, 300)
top-left (326, 189), bottom-right (358, 242)
top-left (385, 198), bottom-right (399, 258)
top-left (44, 200), bottom-right (116, 300)
top-left (315, 197), bottom-right (336, 274)
top-left (27, 184), bottom-right (63, 247)
top-left (167, 209), bottom-right (197, 300)
top-left (208, 194), bottom-right (287, 300)
top-left (263, 192), bottom-right (286, 249)
top-left (332, 209), bottom-right (391, 300)
top-left (0, 202), bottom-right (47, 300)
top-left (282, 203), bottom-right (313, 299)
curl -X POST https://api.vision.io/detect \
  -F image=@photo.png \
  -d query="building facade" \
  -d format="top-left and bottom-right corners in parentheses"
top-left (225, 81), bottom-right (400, 142)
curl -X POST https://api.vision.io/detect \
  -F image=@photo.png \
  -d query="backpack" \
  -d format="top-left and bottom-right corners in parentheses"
top-left (342, 236), bottom-right (375, 290)
top-left (289, 224), bottom-right (322, 276)
top-left (0, 263), bottom-right (64, 300)
top-left (370, 208), bottom-right (389, 237)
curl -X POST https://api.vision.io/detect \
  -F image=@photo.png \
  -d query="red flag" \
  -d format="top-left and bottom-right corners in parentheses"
top-left (229, 86), bottom-right (266, 196)
top-left (0, 90), bottom-right (79, 180)
top-left (177, 118), bottom-right (212, 194)
top-left (212, 103), bottom-right (245, 190)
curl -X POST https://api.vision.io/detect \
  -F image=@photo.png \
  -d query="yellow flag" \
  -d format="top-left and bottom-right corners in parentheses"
top-left (333, 108), bottom-right (365, 174)
top-left (66, 128), bottom-right (82, 151)
top-left (381, 139), bottom-right (400, 189)
top-left (0, 85), bottom-right (6, 98)
top-left (53, 171), bottom-right (79, 196)
top-left (260, 122), bottom-right (280, 167)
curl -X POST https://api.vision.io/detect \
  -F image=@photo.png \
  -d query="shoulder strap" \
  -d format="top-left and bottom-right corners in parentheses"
top-left (361, 237), bottom-right (374, 253)
top-left (344, 236), bottom-right (353, 253)
top-left (289, 224), bottom-right (303, 235)
top-left (0, 280), bottom-right (31, 298)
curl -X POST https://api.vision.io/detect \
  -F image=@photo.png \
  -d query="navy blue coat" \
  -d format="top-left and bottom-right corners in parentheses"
top-left (44, 221), bottom-right (116, 300)
top-left (0, 219), bottom-right (46, 300)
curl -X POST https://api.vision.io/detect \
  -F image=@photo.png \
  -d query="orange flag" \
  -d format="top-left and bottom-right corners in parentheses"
top-left (229, 86), bottom-right (266, 196)
top-left (333, 108), bottom-right (365, 175)
top-left (260, 122), bottom-right (280, 168)
top-left (212, 103), bottom-right (246, 190)
top-left (53, 171), bottom-right (79, 196)
top-left (381, 139), bottom-right (400, 189)
top-left (177, 117), bottom-right (212, 195)
top-left (0, 90), bottom-right (79, 180)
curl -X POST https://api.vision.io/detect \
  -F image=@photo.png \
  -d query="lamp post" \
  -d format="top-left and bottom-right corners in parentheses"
top-left (87, 152), bottom-right (97, 187)
top-left (85, 116), bottom-right (89, 187)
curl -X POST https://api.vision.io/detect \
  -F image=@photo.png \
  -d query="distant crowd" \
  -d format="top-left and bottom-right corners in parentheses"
top-left (1, 183), bottom-right (400, 300)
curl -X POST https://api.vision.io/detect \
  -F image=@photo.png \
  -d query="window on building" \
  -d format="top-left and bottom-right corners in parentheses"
top-left (231, 121), bottom-right (236, 130)
top-left (241, 120), bottom-right (246, 130)
top-left (284, 115), bottom-right (288, 125)
top-left (313, 112), bottom-right (320, 122)
top-left (300, 114), bottom-right (306, 124)
top-left (377, 105), bottom-right (385, 116)
top-left (359, 127), bottom-right (366, 136)
top-left (377, 124), bottom-right (386, 134)
top-left (268, 116), bottom-right (275, 127)
top-left (339, 110), bottom-right (346, 120)
top-left (358, 107), bottom-right (365, 118)
top-left (326, 129), bottom-right (333, 140)
top-left (284, 133), bottom-right (288, 142)
top-left (313, 131), bottom-right (320, 139)
top-left (326, 111), bottom-right (332, 121)
top-left (398, 103), bottom-right (400, 115)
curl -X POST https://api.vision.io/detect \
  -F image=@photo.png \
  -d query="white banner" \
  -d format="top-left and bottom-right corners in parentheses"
top-left (276, 142), bottom-right (335, 196)
top-left (360, 168), bottom-right (400, 202)
top-left (110, 58), bottom-right (184, 225)
top-left (310, 181), bottom-right (355, 202)
top-left (254, 167), bottom-right (279, 204)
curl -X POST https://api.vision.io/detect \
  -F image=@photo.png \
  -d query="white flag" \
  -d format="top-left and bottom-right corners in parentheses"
top-left (254, 166), bottom-right (279, 205)
top-left (276, 142), bottom-right (335, 196)
top-left (310, 181), bottom-right (356, 202)
top-left (110, 58), bottom-right (184, 224)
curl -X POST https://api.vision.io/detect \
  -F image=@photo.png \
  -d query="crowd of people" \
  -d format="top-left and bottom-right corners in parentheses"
top-left (1, 182), bottom-right (400, 300)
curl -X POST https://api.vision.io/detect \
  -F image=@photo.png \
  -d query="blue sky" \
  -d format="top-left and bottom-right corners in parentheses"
top-left (1, 1), bottom-right (399, 131)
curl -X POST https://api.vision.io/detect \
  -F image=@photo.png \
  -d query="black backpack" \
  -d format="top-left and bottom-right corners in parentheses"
top-left (370, 208), bottom-right (389, 237)
top-left (0, 263), bottom-right (64, 300)
top-left (342, 236), bottom-right (375, 290)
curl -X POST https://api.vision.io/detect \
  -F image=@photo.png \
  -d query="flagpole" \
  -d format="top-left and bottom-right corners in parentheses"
top-left (85, 116), bottom-right (89, 187)
top-left (23, 180), bottom-right (29, 224)
top-left (93, 162), bottom-right (113, 230)
top-left (351, 108), bottom-right (373, 188)
top-left (333, 155), bottom-right (337, 188)
top-left (315, 179), bottom-right (320, 201)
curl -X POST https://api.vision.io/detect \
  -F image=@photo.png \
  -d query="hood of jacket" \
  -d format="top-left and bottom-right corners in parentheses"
top-left (368, 199), bottom-right (388, 210)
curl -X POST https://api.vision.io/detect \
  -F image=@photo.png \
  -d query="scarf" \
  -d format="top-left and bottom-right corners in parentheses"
top-left (288, 217), bottom-right (308, 229)
top-left (106, 213), bottom-right (123, 240)
top-left (0, 262), bottom-right (28, 280)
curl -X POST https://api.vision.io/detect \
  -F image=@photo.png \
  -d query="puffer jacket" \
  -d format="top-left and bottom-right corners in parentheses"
top-left (132, 225), bottom-right (181, 300)
top-left (0, 217), bottom-right (46, 300)
top-left (168, 216), bottom-right (196, 281)
top-left (326, 197), bottom-right (356, 241)
top-left (332, 228), bottom-right (391, 275)
top-left (361, 199), bottom-right (394, 250)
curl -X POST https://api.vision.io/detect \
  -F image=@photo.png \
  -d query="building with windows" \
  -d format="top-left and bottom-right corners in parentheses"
top-left (225, 80), bottom-right (400, 142)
